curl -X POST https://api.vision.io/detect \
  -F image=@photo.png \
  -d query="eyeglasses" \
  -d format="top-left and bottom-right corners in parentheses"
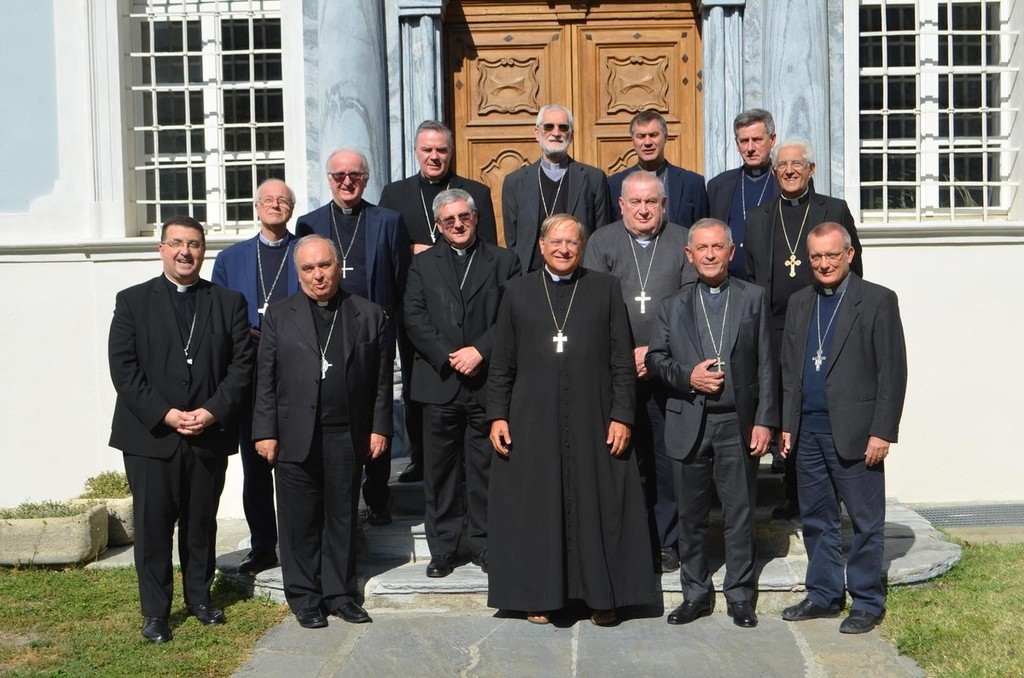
top-left (328, 171), bottom-right (368, 183)
top-left (543, 238), bottom-right (582, 250)
top-left (808, 251), bottom-right (847, 264)
top-left (438, 212), bottom-right (474, 228)
top-left (258, 197), bottom-right (293, 208)
top-left (539, 123), bottom-right (571, 133)
top-left (162, 239), bottom-right (204, 251)
top-left (774, 160), bottom-right (808, 171)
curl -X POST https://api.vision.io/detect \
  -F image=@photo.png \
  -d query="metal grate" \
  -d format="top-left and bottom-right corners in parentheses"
top-left (915, 504), bottom-right (1024, 526)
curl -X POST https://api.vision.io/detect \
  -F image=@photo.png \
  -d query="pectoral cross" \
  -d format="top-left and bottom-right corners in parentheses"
top-left (635, 290), bottom-right (651, 314)
top-left (710, 355), bottom-right (725, 372)
top-left (784, 253), bottom-right (801, 278)
top-left (340, 259), bottom-right (354, 279)
top-left (258, 303), bottom-right (268, 315)
top-left (321, 356), bottom-right (333, 379)
top-left (552, 330), bottom-right (568, 353)
top-left (812, 349), bottom-right (826, 372)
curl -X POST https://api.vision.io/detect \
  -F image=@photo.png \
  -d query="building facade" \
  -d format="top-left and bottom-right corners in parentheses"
top-left (1, 0), bottom-right (1021, 515)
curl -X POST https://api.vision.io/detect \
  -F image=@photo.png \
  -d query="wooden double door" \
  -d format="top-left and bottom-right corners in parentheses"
top-left (444, 1), bottom-right (703, 244)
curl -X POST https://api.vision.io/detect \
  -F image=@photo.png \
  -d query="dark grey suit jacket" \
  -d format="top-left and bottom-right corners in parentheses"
top-left (252, 290), bottom-right (392, 463)
top-left (645, 277), bottom-right (779, 459)
top-left (781, 273), bottom-right (907, 460)
top-left (501, 158), bottom-right (611, 271)
top-left (403, 240), bottom-right (521, 405)
top-left (379, 173), bottom-right (498, 246)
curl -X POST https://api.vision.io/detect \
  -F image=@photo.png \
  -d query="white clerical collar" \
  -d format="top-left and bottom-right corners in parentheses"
top-left (451, 237), bottom-right (477, 256)
top-left (638, 161), bottom-right (668, 176)
top-left (782, 190), bottom-right (810, 207)
top-left (166, 276), bottom-right (197, 293)
top-left (744, 164), bottom-right (771, 178)
top-left (259, 232), bottom-right (288, 247)
top-left (821, 275), bottom-right (851, 296)
top-left (544, 266), bottom-right (575, 282)
top-left (701, 278), bottom-right (730, 294)
top-left (540, 159), bottom-right (568, 171)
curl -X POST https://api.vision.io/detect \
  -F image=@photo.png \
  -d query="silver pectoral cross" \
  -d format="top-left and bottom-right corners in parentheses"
top-left (321, 356), bottom-right (333, 379)
top-left (784, 253), bottom-right (802, 278)
top-left (552, 330), bottom-right (568, 353)
top-left (710, 356), bottom-right (725, 372)
top-left (340, 259), bottom-right (353, 279)
top-left (635, 290), bottom-right (651, 314)
top-left (258, 303), bottom-right (268, 315)
top-left (812, 349), bottom-right (826, 372)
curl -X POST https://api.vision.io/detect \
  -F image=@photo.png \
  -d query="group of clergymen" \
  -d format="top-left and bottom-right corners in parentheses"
top-left (107, 105), bottom-right (907, 644)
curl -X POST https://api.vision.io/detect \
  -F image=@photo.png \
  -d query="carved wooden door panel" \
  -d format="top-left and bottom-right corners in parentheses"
top-left (445, 2), bottom-right (702, 246)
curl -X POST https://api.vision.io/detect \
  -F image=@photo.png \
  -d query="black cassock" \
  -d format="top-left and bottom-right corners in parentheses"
top-left (486, 268), bottom-right (655, 611)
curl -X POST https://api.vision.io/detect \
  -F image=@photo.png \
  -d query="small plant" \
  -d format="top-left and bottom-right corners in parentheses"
top-left (81, 471), bottom-right (131, 499)
top-left (0, 500), bottom-right (88, 520)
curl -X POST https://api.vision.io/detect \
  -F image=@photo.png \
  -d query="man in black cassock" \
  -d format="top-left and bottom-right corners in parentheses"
top-left (487, 214), bottom-right (654, 626)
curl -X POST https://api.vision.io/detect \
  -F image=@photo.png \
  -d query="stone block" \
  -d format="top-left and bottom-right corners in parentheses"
top-left (0, 504), bottom-right (109, 566)
top-left (71, 497), bottom-right (134, 546)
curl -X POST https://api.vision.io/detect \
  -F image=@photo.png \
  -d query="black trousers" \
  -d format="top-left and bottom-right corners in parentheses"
top-left (276, 429), bottom-right (363, 613)
top-left (238, 390), bottom-right (277, 553)
top-left (633, 381), bottom-right (679, 554)
top-left (422, 391), bottom-right (491, 557)
top-left (124, 443), bottom-right (227, 618)
top-left (674, 411), bottom-right (759, 604)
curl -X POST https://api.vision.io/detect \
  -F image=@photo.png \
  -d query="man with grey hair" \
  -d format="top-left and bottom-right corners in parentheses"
top-left (297, 148), bottom-right (410, 526)
top-left (380, 120), bottom-right (498, 484)
top-left (744, 138), bottom-right (863, 520)
top-left (646, 218), bottom-right (778, 628)
top-left (404, 188), bottom-right (520, 577)
top-left (583, 170), bottom-right (693, 574)
top-left (212, 178), bottom-right (301, 576)
top-left (707, 108), bottom-right (781, 280)
top-left (501, 105), bottom-right (611, 272)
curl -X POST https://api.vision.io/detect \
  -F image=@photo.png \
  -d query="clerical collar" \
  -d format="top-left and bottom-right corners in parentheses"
top-left (540, 159), bottom-right (568, 171)
top-left (419, 172), bottom-right (451, 186)
top-left (544, 266), bottom-right (577, 282)
top-left (165, 275), bottom-right (198, 293)
top-left (819, 275), bottom-right (851, 297)
top-left (743, 163), bottom-right (771, 178)
top-left (332, 200), bottom-right (363, 216)
top-left (699, 278), bottom-right (730, 294)
top-left (628, 224), bottom-right (661, 246)
top-left (310, 292), bottom-right (340, 309)
top-left (638, 161), bottom-right (668, 177)
top-left (781, 190), bottom-right (811, 207)
top-left (451, 237), bottom-right (477, 256)
top-left (259, 232), bottom-right (288, 247)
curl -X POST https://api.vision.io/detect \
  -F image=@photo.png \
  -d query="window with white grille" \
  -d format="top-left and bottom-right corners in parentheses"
top-left (858, 0), bottom-right (1019, 222)
top-left (127, 0), bottom-right (285, 234)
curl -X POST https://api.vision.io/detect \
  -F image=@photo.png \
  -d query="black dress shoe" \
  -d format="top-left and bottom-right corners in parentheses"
top-left (840, 609), bottom-right (884, 634)
top-left (471, 550), bottom-right (488, 573)
top-left (660, 547), bottom-right (680, 574)
top-left (397, 462), bottom-right (423, 483)
top-left (332, 601), bottom-right (371, 624)
top-left (667, 599), bottom-right (713, 625)
top-left (782, 598), bottom-right (842, 621)
top-left (295, 608), bottom-right (328, 629)
top-left (426, 554), bottom-right (454, 578)
top-left (363, 506), bottom-right (392, 526)
top-left (772, 500), bottom-right (801, 521)
top-left (238, 548), bottom-right (278, 575)
top-left (142, 616), bottom-right (171, 643)
top-left (727, 601), bottom-right (758, 628)
top-left (188, 603), bottom-right (226, 626)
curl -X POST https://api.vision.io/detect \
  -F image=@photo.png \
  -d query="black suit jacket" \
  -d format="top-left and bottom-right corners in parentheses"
top-left (608, 163), bottom-right (708, 228)
top-left (108, 277), bottom-right (254, 458)
top-left (781, 274), bottom-right (907, 461)
top-left (744, 193), bottom-right (863, 321)
top-left (501, 158), bottom-right (611, 271)
top-left (645, 278), bottom-right (779, 458)
top-left (379, 173), bottom-right (498, 246)
top-left (295, 201), bottom-right (410, 321)
top-left (251, 290), bottom-right (392, 463)
top-left (403, 240), bottom-right (522, 405)
top-left (707, 166), bottom-right (783, 222)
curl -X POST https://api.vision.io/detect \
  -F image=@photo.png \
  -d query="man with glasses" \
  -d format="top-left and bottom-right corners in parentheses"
top-left (583, 171), bottom-right (693, 575)
top-left (501, 105), bottom-right (611, 272)
top-left (743, 139), bottom-right (863, 520)
top-left (296, 149), bottom-right (410, 526)
top-left (380, 120), bottom-right (498, 484)
top-left (607, 110), bottom-right (708, 229)
top-left (109, 216), bottom-right (254, 643)
top-left (404, 189), bottom-right (520, 578)
top-left (779, 222), bottom-right (906, 635)
top-left (210, 178), bottom-right (299, 576)
top-left (487, 214), bottom-right (653, 626)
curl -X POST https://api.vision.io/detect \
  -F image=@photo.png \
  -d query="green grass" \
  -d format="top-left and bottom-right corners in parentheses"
top-left (884, 540), bottom-right (1024, 677)
top-left (0, 567), bottom-right (287, 677)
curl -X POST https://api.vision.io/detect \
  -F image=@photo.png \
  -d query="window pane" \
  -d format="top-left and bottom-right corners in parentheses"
top-left (254, 19), bottom-right (281, 49)
top-left (221, 19), bottom-right (249, 51)
top-left (253, 90), bottom-right (283, 123)
top-left (224, 127), bottom-right (252, 153)
top-left (223, 90), bottom-right (251, 124)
